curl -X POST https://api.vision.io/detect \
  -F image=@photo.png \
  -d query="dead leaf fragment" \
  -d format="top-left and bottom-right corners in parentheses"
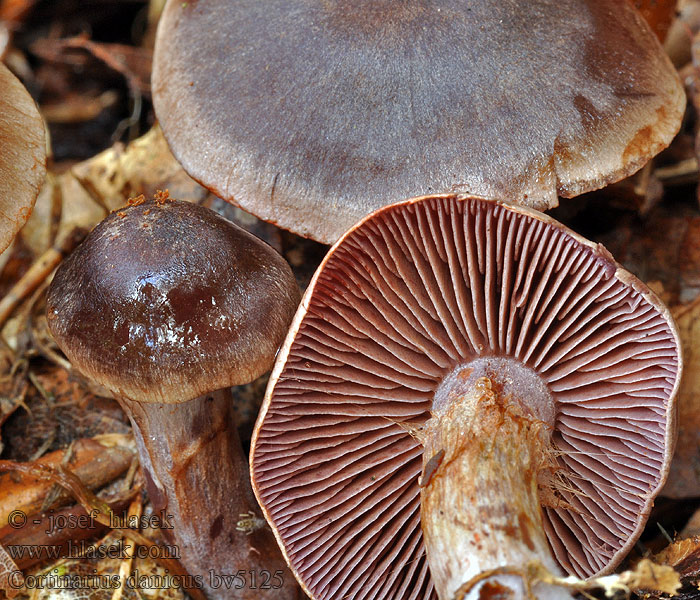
top-left (617, 558), bottom-right (682, 595)
top-left (0, 492), bottom-right (134, 571)
top-left (31, 34), bottom-right (152, 96)
top-left (656, 536), bottom-right (700, 582)
top-left (630, 0), bottom-right (677, 41)
top-left (70, 125), bottom-right (206, 208)
top-left (0, 542), bottom-right (21, 598)
top-left (0, 438), bottom-right (134, 525)
top-left (20, 125), bottom-right (207, 259)
top-left (41, 90), bottom-right (119, 124)
top-left (531, 557), bottom-right (681, 597)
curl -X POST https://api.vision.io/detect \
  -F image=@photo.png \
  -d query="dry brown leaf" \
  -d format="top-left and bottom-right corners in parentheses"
top-left (589, 200), bottom-right (700, 306)
top-left (663, 297), bottom-right (700, 497)
top-left (41, 90), bottom-right (119, 124)
top-left (70, 125), bottom-right (206, 208)
top-left (655, 537), bottom-right (700, 582)
top-left (630, 0), bottom-right (677, 41)
top-left (1, 364), bottom-right (130, 462)
top-left (0, 542), bottom-right (21, 598)
top-left (20, 125), bottom-right (207, 258)
top-left (0, 438), bottom-right (134, 525)
top-left (0, 227), bottom-right (85, 330)
top-left (618, 558), bottom-right (682, 595)
top-left (0, 459), bottom-right (206, 600)
top-left (31, 34), bottom-right (152, 96)
top-left (0, 492), bottom-right (134, 571)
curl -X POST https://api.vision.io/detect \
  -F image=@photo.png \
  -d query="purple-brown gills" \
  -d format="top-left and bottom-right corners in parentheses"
top-left (153, 0), bottom-right (684, 243)
top-left (46, 195), bottom-right (302, 599)
top-left (251, 194), bottom-right (681, 600)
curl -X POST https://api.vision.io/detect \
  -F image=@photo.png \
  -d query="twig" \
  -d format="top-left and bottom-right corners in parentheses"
top-left (0, 459), bottom-right (207, 600)
top-left (0, 228), bottom-right (86, 330)
top-left (111, 495), bottom-right (142, 600)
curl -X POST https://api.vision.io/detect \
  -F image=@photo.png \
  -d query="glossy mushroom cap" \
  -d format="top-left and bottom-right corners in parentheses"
top-left (152, 0), bottom-right (684, 244)
top-left (251, 195), bottom-right (681, 600)
top-left (46, 197), bottom-right (300, 404)
top-left (0, 63), bottom-right (46, 253)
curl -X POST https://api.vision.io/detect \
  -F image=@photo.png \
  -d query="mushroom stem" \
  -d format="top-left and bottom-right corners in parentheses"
top-left (419, 376), bottom-right (570, 600)
top-left (121, 389), bottom-right (296, 599)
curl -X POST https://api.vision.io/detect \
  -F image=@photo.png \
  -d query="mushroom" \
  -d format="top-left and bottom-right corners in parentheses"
top-left (152, 0), bottom-right (684, 244)
top-left (46, 195), bottom-right (301, 599)
top-left (250, 194), bottom-right (681, 600)
top-left (0, 62), bottom-right (46, 253)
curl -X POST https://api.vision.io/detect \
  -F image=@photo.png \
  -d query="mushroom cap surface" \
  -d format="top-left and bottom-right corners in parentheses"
top-left (153, 0), bottom-right (684, 244)
top-left (251, 194), bottom-right (681, 600)
top-left (46, 198), bottom-right (300, 404)
top-left (0, 63), bottom-right (46, 253)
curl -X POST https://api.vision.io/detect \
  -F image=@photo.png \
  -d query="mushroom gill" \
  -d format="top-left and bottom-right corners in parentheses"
top-left (251, 194), bottom-right (681, 600)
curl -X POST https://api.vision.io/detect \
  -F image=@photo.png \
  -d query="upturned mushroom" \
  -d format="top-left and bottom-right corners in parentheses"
top-left (46, 194), bottom-right (301, 599)
top-left (251, 194), bottom-right (681, 600)
top-left (1, 63), bottom-right (46, 253)
top-left (152, 0), bottom-right (684, 243)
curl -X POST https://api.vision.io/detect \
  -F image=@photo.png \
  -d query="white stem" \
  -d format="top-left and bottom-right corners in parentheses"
top-left (419, 377), bottom-right (571, 600)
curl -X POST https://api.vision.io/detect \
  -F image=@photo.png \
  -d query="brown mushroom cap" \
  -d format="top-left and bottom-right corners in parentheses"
top-left (46, 198), bottom-right (300, 404)
top-left (251, 194), bottom-right (681, 600)
top-left (0, 63), bottom-right (46, 253)
top-left (152, 0), bottom-right (684, 244)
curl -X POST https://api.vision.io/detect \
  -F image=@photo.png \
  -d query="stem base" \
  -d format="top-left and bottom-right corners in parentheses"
top-left (420, 376), bottom-right (569, 600)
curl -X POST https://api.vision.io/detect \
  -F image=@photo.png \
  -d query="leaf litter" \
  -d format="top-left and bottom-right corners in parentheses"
top-left (2, 1), bottom-right (700, 599)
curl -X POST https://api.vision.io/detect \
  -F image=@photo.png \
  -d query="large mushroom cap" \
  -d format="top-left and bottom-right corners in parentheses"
top-left (153, 0), bottom-right (684, 244)
top-left (46, 197), bottom-right (300, 404)
top-left (251, 194), bottom-right (681, 600)
top-left (0, 63), bottom-right (46, 253)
